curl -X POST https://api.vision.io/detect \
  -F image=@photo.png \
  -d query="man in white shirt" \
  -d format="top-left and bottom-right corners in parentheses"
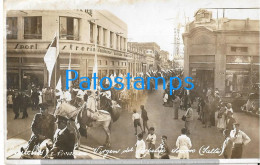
top-left (63, 90), bottom-right (72, 103)
top-left (146, 127), bottom-right (156, 159)
top-left (230, 123), bottom-right (251, 158)
top-left (135, 133), bottom-right (146, 159)
top-left (132, 109), bottom-right (143, 135)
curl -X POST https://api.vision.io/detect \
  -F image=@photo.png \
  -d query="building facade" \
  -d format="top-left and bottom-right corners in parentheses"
top-left (160, 50), bottom-right (170, 69)
top-left (128, 42), bottom-right (161, 72)
top-left (183, 9), bottom-right (260, 96)
top-left (6, 10), bottom-right (131, 90)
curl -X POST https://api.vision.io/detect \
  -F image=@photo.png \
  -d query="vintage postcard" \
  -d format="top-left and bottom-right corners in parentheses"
top-left (2, 0), bottom-right (260, 164)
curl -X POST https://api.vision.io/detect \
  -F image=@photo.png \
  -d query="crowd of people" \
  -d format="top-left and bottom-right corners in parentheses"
top-left (133, 104), bottom-right (193, 159)
top-left (8, 69), bottom-right (255, 159)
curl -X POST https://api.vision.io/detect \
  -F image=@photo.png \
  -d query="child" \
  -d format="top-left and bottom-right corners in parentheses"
top-left (132, 109), bottom-right (143, 135)
top-left (135, 133), bottom-right (146, 159)
top-left (158, 135), bottom-right (170, 159)
top-left (146, 127), bottom-right (156, 159)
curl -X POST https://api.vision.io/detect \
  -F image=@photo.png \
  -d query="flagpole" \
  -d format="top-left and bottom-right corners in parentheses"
top-left (54, 31), bottom-right (59, 109)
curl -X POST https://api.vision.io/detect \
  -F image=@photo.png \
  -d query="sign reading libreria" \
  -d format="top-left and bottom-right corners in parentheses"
top-left (66, 70), bottom-right (194, 95)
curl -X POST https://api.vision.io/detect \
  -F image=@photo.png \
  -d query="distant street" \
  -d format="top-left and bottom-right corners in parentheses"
top-left (7, 84), bottom-right (259, 159)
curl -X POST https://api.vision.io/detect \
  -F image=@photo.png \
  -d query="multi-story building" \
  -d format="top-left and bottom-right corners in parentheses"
top-left (128, 42), bottom-right (160, 71)
top-left (6, 10), bottom-right (131, 90)
top-left (183, 9), bottom-right (260, 96)
top-left (127, 43), bottom-right (146, 76)
top-left (160, 50), bottom-right (170, 69)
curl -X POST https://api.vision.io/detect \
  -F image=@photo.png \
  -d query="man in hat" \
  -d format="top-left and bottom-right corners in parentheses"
top-left (21, 103), bottom-right (55, 158)
top-left (81, 90), bottom-right (99, 125)
top-left (230, 123), bottom-right (251, 158)
top-left (48, 115), bottom-right (75, 159)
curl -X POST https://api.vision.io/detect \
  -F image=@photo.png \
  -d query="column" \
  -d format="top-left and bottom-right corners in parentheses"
top-left (215, 33), bottom-right (226, 95)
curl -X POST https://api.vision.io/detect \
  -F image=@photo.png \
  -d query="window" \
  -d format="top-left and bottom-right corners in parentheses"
top-left (116, 34), bottom-right (119, 50)
top-left (60, 17), bottom-right (79, 40)
top-left (103, 28), bottom-right (107, 46)
top-left (6, 17), bottom-right (18, 39)
top-left (110, 31), bottom-right (113, 48)
top-left (90, 22), bottom-right (94, 43)
top-left (97, 26), bottom-right (101, 44)
top-left (231, 46), bottom-right (248, 53)
top-left (120, 37), bottom-right (122, 50)
top-left (24, 16), bottom-right (42, 39)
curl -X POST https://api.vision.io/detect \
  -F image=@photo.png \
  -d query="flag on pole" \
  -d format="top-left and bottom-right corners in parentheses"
top-left (68, 52), bottom-right (72, 90)
top-left (44, 33), bottom-right (60, 90)
top-left (90, 25), bottom-right (98, 95)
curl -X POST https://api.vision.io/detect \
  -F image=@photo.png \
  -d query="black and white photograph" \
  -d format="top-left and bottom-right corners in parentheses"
top-left (2, 0), bottom-right (260, 164)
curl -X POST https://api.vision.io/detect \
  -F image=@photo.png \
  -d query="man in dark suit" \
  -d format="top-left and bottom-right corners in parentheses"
top-left (47, 115), bottom-right (75, 159)
top-left (141, 105), bottom-right (149, 133)
top-left (20, 92), bottom-right (30, 119)
top-left (13, 92), bottom-right (21, 119)
top-left (21, 103), bottom-right (55, 158)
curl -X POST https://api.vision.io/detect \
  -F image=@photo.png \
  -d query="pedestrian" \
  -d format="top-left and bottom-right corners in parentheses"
top-left (135, 133), bottom-right (146, 159)
top-left (208, 92), bottom-right (216, 126)
top-left (47, 115), bottom-right (75, 159)
top-left (158, 135), bottom-right (170, 159)
top-left (173, 95), bottom-right (181, 119)
top-left (220, 129), bottom-right (233, 159)
top-left (217, 102), bottom-right (226, 131)
top-left (225, 111), bottom-right (236, 136)
top-left (21, 92), bottom-right (29, 119)
top-left (64, 89), bottom-right (72, 103)
top-left (31, 88), bottom-right (40, 110)
top-left (146, 127), bottom-right (156, 159)
top-left (132, 109), bottom-right (143, 135)
top-left (226, 103), bottom-right (234, 113)
top-left (176, 128), bottom-right (192, 159)
top-left (184, 104), bottom-right (193, 135)
top-left (20, 103), bottom-right (55, 158)
top-left (163, 91), bottom-right (168, 106)
top-left (12, 92), bottom-right (21, 119)
top-left (45, 87), bottom-right (52, 105)
top-left (198, 97), bottom-right (205, 121)
top-left (203, 100), bottom-right (211, 128)
top-left (38, 88), bottom-right (43, 105)
top-left (230, 123), bottom-right (251, 158)
top-left (140, 105), bottom-right (149, 133)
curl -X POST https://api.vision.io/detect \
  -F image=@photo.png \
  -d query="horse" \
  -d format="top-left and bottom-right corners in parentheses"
top-left (75, 106), bottom-right (113, 147)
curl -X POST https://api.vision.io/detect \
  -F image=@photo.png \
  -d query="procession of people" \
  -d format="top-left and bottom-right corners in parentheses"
top-left (7, 68), bottom-right (254, 159)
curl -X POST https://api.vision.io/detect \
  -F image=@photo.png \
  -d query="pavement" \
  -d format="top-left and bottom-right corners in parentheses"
top-left (6, 85), bottom-right (260, 159)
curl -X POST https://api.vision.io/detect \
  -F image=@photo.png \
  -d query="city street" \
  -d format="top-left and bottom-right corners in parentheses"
top-left (6, 84), bottom-right (259, 159)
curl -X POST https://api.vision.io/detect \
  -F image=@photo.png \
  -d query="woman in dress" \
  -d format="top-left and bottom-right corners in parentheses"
top-left (176, 128), bottom-right (192, 159)
top-left (217, 102), bottom-right (226, 131)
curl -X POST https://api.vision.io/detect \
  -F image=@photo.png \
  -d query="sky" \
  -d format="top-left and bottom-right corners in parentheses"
top-left (4, 0), bottom-right (260, 59)
top-left (102, 0), bottom-right (260, 59)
